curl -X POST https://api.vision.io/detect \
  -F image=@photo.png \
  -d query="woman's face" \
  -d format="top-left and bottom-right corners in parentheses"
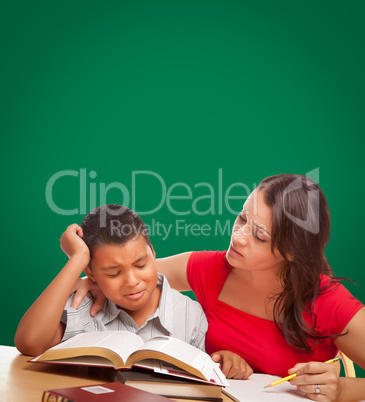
top-left (226, 189), bottom-right (286, 273)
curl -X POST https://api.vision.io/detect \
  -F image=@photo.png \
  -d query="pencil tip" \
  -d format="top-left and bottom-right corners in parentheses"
top-left (264, 385), bottom-right (271, 388)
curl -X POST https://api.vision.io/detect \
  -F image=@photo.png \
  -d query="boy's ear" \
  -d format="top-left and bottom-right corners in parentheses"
top-left (84, 266), bottom-right (97, 283)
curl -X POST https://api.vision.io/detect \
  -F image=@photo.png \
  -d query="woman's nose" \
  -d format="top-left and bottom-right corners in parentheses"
top-left (232, 224), bottom-right (250, 245)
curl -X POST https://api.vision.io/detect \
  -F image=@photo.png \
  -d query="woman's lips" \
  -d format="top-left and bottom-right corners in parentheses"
top-left (229, 243), bottom-right (243, 257)
top-left (125, 290), bottom-right (145, 300)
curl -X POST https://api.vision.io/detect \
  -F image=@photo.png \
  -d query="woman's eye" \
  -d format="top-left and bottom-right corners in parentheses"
top-left (254, 227), bottom-right (268, 243)
top-left (238, 215), bottom-right (247, 223)
top-left (136, 264), bottom-right (146, 269)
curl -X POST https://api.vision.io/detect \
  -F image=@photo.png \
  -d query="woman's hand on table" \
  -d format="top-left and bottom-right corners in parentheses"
top-left (211, 350), bottom-right (253, 379)
top-left (288, 361), bottom-right (342, 401)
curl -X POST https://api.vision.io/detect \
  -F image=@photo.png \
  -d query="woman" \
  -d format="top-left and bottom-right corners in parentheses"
top-left (73, 174), bottom-right (365, 401)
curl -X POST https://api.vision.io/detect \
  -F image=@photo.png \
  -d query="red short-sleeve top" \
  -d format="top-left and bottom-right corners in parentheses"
top-left (187, 250), bottom-right (363, 377)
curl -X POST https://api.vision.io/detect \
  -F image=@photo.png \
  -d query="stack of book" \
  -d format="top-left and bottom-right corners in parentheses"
top-left (106, 366), bottom-right (224, 400)
top-left (32, 331), bottom-right (228, 401)
top-left (42, 382), bottom-right (174, 401)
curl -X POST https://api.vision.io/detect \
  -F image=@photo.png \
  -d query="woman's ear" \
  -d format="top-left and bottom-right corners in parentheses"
top-left (85, 266), bottom-right (97, 283)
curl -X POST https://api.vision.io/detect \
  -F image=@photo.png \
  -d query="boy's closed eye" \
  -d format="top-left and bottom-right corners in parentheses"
top-left (106, 263), bottom-right (147, 278)
top-left (107, 271), bottom-right (121, 278)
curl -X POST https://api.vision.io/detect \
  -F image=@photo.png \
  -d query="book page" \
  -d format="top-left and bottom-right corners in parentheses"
top-left (40, 331), bottom-right (144, 363)
top-left (131, 336), bottom-right (214, 380)
top-left (222, 374), bottom-right (307, 401)
top-left (151, 361), bottom-right (229, 387)
top-left (39, 356), bottom-right (122, 366)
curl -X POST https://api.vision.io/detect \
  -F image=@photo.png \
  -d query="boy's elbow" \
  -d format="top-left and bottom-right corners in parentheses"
top-left (14, 332), bottom-right (40, 356)
top-left (14, 331), bottom-right (49, 357)
top-left (15, 340), bottom-right (50, 357)
top-left (14, 333), bottom-right (35, 356)
top-left (15, 323), bottom-right (65, 356)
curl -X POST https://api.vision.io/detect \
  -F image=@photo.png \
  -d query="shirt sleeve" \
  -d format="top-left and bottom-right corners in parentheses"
top-left (170, 286), bottom-right (209, 352)
top-left (189, 300), bottom-right (208, 352)
top-left (314, 278), bottom-right (364, 336)
top-left (61, 292), bottom-right (96, 341)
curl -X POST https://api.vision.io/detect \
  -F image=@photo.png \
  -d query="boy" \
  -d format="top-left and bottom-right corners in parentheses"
top-left (15, 205), bottom-right (207, 357)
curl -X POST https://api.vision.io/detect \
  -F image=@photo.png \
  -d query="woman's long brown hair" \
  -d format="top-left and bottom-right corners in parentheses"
top-left (258, 174), bottom-right (340, 354)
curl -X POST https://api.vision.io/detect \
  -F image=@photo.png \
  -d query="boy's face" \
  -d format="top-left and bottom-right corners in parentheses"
top-left (85, 234), bottom-right (159, 322)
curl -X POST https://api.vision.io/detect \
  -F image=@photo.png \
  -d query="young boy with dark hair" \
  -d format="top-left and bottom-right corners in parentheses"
top-left (15, 205), bottom-right (208, 357)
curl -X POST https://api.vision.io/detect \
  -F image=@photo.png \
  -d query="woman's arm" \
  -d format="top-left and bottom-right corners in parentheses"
top-left (290, 307), bottom-right (365, 402)
top-left (333, 307), bottom-right (365, 401)
top-left (14, 224), bottom-right (90, 357)
top-left (156, 252), bottom-right (193, 291)
top-left (334, 307), bottom-right (365, 369)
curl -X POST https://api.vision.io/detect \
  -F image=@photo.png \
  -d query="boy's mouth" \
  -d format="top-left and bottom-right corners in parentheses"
top-left (125, 290), bottom-right (145, 300)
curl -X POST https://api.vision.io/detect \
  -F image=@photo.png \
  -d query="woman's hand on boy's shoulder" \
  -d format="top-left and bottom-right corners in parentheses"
top-left (71, 277), bottom-right (106, 316)
top-left (60, 224), bottom-right (90, 263)
top-left (211, 350), bottom-right (253, 379)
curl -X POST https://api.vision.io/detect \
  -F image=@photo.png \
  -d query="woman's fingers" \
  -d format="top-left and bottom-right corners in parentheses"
top-left (290, 362), bottom-right (340, 402)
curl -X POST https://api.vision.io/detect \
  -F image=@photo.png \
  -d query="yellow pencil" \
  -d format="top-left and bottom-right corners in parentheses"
top-left (264, 356), bottom-right (341, 388)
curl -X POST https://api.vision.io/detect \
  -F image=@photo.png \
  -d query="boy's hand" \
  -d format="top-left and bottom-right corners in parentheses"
top-left (60, 224), bottom-right (90, 263)
top-left (211, 350), bottom-right (253, 379)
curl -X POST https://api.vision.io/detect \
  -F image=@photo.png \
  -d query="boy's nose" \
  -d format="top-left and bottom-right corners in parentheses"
top-left (125, 271), bottom-right (140, 287)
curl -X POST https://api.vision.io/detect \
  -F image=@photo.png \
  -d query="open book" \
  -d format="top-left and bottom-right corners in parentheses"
top-left (30, 331), bottom-right (228, 387)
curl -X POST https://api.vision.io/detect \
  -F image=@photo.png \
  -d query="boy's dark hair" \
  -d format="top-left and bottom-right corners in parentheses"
top-left (80, 204), bottom-right (152, 256)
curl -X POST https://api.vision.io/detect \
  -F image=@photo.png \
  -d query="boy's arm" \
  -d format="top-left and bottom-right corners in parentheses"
top-left (14, 224), bottom-right (90, 357)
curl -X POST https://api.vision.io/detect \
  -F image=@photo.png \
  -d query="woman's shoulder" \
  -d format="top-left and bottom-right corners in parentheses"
top-left (314, 275), bottom-right (363, 327)
top-left (318, 274), bottom-right (360, 300)
top-left (314, 275), bottom-right (364, 334)
top-left (188, 250), bottom-right (228, 274)
top-left (189, 250), bottom-right (226, 264)
top-left (187, 250), bottom-right (229, 300)
top-left (319, 274), bottom-right (358, 295)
